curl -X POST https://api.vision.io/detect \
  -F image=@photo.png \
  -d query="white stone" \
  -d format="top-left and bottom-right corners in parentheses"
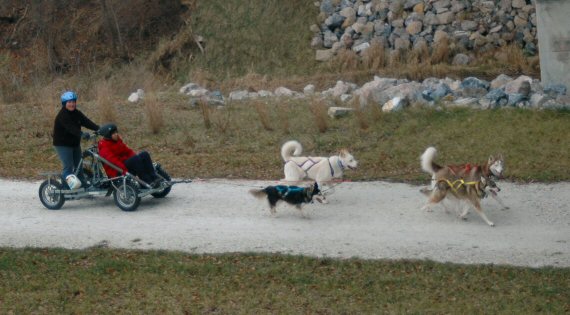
top-left (127, 89), bottom-right (144, 103)
top-left (327, 107), bottom-right (354, 118)
top-left (274, 87), bottom-right (294, 97)
top-left (304, 84), bottom-right (316, 95)
top-left (229, 90), bottom-right (249, 101)
top-left (382, 97), bottom-right (407, 112)
top-left (258, 90), bottom-right (274, 98)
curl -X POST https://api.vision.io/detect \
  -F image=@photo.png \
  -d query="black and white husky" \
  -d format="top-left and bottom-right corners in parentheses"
top-left (250, 182), bottom-right (320, 215)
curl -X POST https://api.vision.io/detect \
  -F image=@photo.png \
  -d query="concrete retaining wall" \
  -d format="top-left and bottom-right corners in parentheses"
top-left (536, 0), bottom-right (570, 89)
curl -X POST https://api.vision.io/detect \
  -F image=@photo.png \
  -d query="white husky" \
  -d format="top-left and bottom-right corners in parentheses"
top-left (281, 140), bottom-right (358, 202)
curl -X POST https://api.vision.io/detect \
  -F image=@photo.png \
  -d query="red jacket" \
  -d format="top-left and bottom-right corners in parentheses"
top-left (98, 137), bottom-right (136, 178)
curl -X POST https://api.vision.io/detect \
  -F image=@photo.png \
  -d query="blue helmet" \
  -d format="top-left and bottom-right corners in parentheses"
top-left (61, 91), bottom-right (78, 106)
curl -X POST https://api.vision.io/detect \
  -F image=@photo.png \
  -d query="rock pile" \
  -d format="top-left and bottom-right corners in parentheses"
top-left (312, 0), bottom-right (538, 62)
top-left (178, 74), bottom-right (568, 112)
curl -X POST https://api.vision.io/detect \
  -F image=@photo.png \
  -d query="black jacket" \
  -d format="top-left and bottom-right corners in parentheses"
top-left (52, 107), bottom-right (99, 147)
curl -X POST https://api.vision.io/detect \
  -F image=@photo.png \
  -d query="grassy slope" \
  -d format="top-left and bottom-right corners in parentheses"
top-left (182, 0), bottom-right (319, 82)
top-left (1, 99), bottom-right (569, 182)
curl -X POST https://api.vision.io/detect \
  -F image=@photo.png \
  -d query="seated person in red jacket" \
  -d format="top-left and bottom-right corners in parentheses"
top-left (97, 123), bottom-right (160, 187)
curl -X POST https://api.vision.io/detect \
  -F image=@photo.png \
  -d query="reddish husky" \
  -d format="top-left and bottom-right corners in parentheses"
top-left (420, 147), bottom-right (505, 226)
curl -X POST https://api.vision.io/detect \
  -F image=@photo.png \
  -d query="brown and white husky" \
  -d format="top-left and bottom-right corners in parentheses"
top-left (420, 147), bottom-right (505, 226)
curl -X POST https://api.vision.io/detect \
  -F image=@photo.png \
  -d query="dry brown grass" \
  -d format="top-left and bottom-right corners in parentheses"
top-left (143, 92), bottom-right (164, 134)
top-left (253, 99), bottom-right (273, 131)
top-left (362, 41), bottom-right (387, 71)
top-left (24, 81), bottom-right (68, 129)
top-left (276, 103), bottom-right (290, 134)
top-left (148, 26), bottom-right (198, 72)
top-left (490, 43), bottom-right (538, 74)
top-left (430, 37), bottom-right (451, 65)
top-left (188, 68), bottom-right (215, 90)
top-left (211, 106), bottom-right (232, 133)
top-left (309, 99), bottom-right (329, 133)
top-left (198, 99), bottom-right (212, 129)
top-left (408, 41), bottom-right (430, 65)
top-left (369, 99), bottom-right (383, 122)
top-left (223, 72), bottom-right (269, 93)
top-left (333, 49), bottom-right (360, 73)
top-left (95, 80), bottom-right (117, 123)
top-left (388, 48), bottom-right (406, 68)
top-left (351, 98), bottom-right (369, 130)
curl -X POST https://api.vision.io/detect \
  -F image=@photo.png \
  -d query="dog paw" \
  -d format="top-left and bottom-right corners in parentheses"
top-left (315, 196), bottom-right (328, 204)
top-left (488, 222), bottom-right (495, 227)
top-left (421, 205), bottom-right (432, 212)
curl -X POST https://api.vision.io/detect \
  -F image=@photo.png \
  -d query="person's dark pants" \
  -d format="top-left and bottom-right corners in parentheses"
top-left (54, 145), bottom-right (85, 186)
top-left (124, 151), bottom-right (157, 183)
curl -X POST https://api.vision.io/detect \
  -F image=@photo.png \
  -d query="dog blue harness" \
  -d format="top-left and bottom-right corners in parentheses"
top-left (275, 185), bottom-right (305, 197)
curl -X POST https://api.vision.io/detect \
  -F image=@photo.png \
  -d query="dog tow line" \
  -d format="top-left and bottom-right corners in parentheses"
top-left (169, 179), bottom-right (193, 185)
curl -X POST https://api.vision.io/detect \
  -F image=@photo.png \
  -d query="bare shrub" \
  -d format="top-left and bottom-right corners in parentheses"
top-left (211, 105), bottom-right (232, 133)
top-left (24, 81), bottom-right (67, 129)
top-left (276, 102), bottom-right (290, 134)
top-left (333, 49), bottom-right (359, 72)
top-left (198, 99), bottom-right (211, 129)
top-left (148, 26), bottom-right (197, 72)
top-left (309, 100), bottom-right (328, 133)
top-left (189, 68), bottom-right (215, 90)
top-left (362, 41), bottom-right (386, 71)
top-left (225, 71), bottom-right (269, 93)
top-left (389, 49), bottom-right (405, 68)
top-left (430, 37), bottom-right (450, 64)
top-left (351, 98), bottom-right (369, 130)
top-left (183, 129), bottom-right (196, 149)
top-left (117, 63), bottom-right (160, 97)
top-left (143, 92), bottom-right (164, 134)
top-left (253, 100), bottom-right (273, 131)
top-left (408, 41), bottom-right (430, 65)
top-left (496, 44), bottom-right (533, 73)
top-left (370, 100), bottom-right (383, 122)
top-left (95, 80), bottom-right (117, 123)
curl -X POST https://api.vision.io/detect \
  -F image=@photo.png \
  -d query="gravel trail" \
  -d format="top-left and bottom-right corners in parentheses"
top-left (1, 179), bottom-right (569, 268)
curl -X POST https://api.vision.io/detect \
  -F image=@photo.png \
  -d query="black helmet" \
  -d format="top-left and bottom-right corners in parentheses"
top-left (98, 123), bottom-right (118, 139)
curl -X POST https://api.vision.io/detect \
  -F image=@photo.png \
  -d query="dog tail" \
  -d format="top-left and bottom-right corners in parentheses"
top-left (420, 147), bottom-right (441, 175)
top-left (249, 189), bottom-right (267, 199)
top-left (281, 140), bottom-right (303, 162)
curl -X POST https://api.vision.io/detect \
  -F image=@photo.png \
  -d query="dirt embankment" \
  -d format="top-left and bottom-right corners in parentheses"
top-left (0, 0), bottom-right (190, 76)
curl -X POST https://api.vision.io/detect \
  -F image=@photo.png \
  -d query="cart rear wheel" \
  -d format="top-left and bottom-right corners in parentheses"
top-left (39, 179), bottom-right (65, 210)
top-left (113, 180), bottom-right (141, 211)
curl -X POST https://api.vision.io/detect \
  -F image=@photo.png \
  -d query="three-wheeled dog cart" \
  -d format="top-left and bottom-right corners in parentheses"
top-left (39, 132), bottom-right (184, 211)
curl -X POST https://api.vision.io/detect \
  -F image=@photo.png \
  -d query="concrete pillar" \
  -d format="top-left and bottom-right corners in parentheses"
top-left (536, 0), bottom-right (570, 89)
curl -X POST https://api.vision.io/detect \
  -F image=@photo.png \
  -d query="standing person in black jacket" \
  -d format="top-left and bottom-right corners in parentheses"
top-left (53, 91), bottom-right (99, 188)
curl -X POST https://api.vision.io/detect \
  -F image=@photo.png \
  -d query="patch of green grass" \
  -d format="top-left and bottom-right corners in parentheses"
top-left (1, 98), bottom-right (569, 182)
top-left (0, 248), bottom-right (568, 313)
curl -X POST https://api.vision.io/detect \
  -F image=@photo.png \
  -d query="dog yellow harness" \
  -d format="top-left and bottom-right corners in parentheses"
top-left (440, 179), bottom-right (480, 194)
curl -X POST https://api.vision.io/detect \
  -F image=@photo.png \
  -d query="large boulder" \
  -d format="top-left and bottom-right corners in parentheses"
top-left (459, 77), bottom-right (490, 97)
top-left (504, 75), bottom-right (533, 95)
top-left (354, 77), bottom-right (398, 107)
top-left (382, 97), bottom-right (408, 112)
